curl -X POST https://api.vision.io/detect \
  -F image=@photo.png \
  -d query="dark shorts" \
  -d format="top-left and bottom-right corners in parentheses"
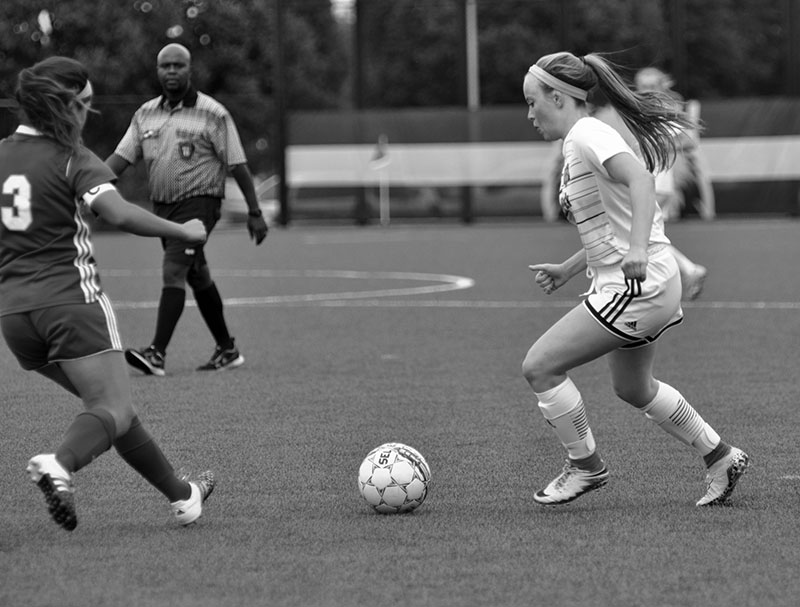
top-left (153, 197), bottom-right (221, 267)
top-left (0, 295), bottom-right (122, 370)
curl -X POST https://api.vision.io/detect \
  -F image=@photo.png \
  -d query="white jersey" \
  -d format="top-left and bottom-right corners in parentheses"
top-left (592, 106), bottom-right (679, 195)
top-left (559, 117), bottom-right (670, 268)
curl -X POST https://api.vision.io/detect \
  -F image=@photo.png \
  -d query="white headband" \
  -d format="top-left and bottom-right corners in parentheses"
top-left (528, 64), bottom-right (588, 101)
top-left (76, 80), bottom-right (93, 102)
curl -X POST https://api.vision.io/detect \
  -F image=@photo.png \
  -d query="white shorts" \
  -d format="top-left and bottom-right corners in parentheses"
top-left (583, 245), bottom-right (683, 349)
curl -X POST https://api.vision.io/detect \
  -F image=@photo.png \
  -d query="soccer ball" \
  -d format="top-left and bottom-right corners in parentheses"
top-left (358, 443), bottom-right (431, 514)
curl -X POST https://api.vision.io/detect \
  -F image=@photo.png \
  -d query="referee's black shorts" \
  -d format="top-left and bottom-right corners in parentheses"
top-left (152, 196), bottom-right (221, 266)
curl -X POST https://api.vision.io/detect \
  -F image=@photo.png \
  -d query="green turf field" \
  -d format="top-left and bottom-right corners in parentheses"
top-left (1, 218), bottom-right (798, 607)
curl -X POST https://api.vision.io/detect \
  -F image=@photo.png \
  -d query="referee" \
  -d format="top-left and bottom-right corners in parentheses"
top-left (106, 43), bottom-right (268, 376)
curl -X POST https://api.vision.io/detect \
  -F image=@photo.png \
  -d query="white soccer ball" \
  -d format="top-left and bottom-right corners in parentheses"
top-left (358, 442), bottom-right (431, 514)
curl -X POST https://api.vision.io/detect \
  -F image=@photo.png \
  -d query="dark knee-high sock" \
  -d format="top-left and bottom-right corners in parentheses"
top-left (113, 416), bottom-right (190, 502)
top-left (152, 287), bottom-right (185, 354)
top-left (194, 283), bottom-right (233, 349)
top-left (55, 410), bottom-right (116, 473)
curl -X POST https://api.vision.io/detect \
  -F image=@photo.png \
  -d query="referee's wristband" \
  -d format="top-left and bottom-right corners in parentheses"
top-left (247, 208), bottom-right (263, 218)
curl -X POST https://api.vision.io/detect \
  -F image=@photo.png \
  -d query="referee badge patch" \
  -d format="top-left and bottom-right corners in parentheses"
top-left (178, 140), bottom-right (195, 160)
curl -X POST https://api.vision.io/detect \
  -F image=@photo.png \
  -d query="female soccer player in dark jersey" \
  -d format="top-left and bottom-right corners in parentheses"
top-left (0, 56), bottom-right (214, 530)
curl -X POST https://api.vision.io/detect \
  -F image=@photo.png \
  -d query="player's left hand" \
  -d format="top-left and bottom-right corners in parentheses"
top-left (621, 247), bottom-right (648, 282)
top-left (247, 215), bottom-right (268, 245)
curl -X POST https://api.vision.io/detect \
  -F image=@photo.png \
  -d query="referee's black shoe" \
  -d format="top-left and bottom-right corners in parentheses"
top-left (197, 340), bottom-right (244, 371)
top-left (125, 345), bottom-right (166, 377)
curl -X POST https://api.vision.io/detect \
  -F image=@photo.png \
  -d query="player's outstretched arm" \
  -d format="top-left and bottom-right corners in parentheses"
top-left (528, 250), bottom-right (586, 294)
top-left (105, 153), bottom-right (132, 177)
top-left (89, 186), bottom-right (206, 244)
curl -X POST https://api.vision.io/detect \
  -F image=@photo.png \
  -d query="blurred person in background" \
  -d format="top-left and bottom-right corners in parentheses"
top-left (634, 67), bottom-right (716, 223)
top-left (0, 56), bottom-right (214, 531)
top-left (106, 43), bottom-right (268, 377)
top-left (634, 67), bottom-right (711, 300)
top-left (591, 82), bottom-right (708, 301)
top-left (521, 51), bottom-right (748, 507)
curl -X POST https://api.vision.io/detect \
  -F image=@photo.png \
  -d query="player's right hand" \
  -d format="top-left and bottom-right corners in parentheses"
top-left (528, 263), bottom-right (566, 295)
top-left (182, 219), bottom-right (207, 244)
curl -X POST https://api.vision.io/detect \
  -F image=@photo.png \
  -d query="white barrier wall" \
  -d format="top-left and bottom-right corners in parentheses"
top-left (287, 137), bottom-right (800, 187)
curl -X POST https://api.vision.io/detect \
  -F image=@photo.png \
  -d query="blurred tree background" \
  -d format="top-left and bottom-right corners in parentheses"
top-left (0, 0), bottom-right (349, 176)
top-left (356, 0), bottom-right (791, 105)
top-left (0, 0), bottom-right (795, 179)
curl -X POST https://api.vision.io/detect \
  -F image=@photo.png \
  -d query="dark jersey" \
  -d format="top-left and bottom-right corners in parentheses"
top-left (0, 128), bottom-right (116, 315)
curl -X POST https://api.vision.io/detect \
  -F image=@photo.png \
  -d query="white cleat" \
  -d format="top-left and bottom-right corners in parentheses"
top-left (171, 470), bottom-right (215, 525)
top-left (534, 461), bottom-right (609, 505)
top-left (696, 447), bottom-right (749, 506)
top-left (27, 454), bottom-right (77, 531)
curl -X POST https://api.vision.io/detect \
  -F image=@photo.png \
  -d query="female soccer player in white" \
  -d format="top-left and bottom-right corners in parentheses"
top-left (521, 52), bottom-right (748, 506)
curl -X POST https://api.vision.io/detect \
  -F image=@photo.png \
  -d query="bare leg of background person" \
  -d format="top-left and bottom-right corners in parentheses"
top-left (693, 151), bottom-right (717, 220)
top-left (670, 246), bottom-right (707, 301)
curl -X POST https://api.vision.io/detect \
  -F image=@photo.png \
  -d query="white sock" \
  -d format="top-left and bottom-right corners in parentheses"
top-left (536, 378), bottom-right (596, 460)
top-left (641, 381), bottom-right (720, 456)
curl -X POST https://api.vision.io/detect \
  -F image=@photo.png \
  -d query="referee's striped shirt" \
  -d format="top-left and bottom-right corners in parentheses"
top-left (113, 88), bottom-right (248, 203)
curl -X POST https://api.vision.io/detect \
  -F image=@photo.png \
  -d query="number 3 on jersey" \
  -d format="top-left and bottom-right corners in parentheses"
top-left (1, 175), bottom-right (33, 231)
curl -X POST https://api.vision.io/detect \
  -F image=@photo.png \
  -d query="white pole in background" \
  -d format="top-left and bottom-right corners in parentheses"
top-left (369, 134), bottom-right (391, 226)
top-left (465, 0), bottom-right (480, 111)
top-left (378, 170), bottom-right (390, 226)
top-left (464, 0), bottom-right (480, 223)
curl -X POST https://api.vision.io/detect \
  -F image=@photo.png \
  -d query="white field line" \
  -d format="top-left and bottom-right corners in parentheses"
top-left (103, 269), bottom-right (474, 309)
top-left (250, 299), bottom-right (800, 309)
top-left (301, 231), bottom-right (473, 245)
top-left (101, 268), bottom-right (800, 311)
